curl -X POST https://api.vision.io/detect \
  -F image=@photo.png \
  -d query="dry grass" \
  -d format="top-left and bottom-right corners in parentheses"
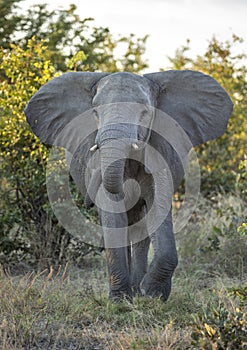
top-left (0, 193), bottom-right (246, 349)
top-left (0, 264), bottom-right (197, 350)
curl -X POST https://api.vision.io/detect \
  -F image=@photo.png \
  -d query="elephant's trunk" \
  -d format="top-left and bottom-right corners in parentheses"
top-left (100, 140), bottom-right (129, 194)
top-left (97, 124), bottom-right (135, 194)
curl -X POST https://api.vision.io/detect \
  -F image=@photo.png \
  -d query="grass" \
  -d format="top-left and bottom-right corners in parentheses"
top-left (0, 265), bottom-right (196, 349)
top-left (0, 193), bottom-right (246, 349)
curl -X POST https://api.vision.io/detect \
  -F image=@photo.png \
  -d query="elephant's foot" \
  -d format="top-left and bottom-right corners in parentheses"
top-left (131, 274), bottom-right (146, 297)
top-left (140, 274), bottom-right (172, 302)
top-left (109, 288), bottom-right (133, 303)
top-left (131, 285), bottom-right (142, 297)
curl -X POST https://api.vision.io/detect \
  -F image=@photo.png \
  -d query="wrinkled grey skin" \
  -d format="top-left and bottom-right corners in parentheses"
top-left (25, 71), bottom-right (233, 302)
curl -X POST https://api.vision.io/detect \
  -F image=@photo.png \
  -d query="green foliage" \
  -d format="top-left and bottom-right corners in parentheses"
top-left (0, 39), bottom-right (94, 266)
top-left (117, 33), bottom-right (149, 73)
top-left (176, 193), bottom-right (247, 283)
top-left (0, 0), bottom-right (22, 49)
top-left (176, 193), bottom-right (247, 348)
top-left (168, 34), bottom-right (247, 196)
top-left (67, 50), bottom-right (87, 71)
top-left (1, 1), bottom-right (148, 72)
top-left (202, 206), bottom-right (243, 253)
top-left (0, 39), bottom-right (53, 257)
top-left (238, 222), bottom-right (247, 238)
top-left (236, 157), bottom-right (247, 196)
top-left (191, 285), bottom-right (247, 349)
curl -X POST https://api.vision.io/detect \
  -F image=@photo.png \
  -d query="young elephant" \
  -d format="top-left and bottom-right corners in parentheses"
top-left (25, 70), bottom-right (233, 301)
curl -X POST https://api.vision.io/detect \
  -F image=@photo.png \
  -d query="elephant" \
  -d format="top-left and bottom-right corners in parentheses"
top-left (25, 70), bottom-right (233, 302)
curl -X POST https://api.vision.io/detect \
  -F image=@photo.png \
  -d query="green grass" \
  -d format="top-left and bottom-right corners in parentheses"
top-left (0, 193), bottom-right (246, 349)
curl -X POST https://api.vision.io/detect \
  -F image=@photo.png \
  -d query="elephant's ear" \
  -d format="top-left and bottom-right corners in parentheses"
top-left (25, 72), bottom-right (109, 147)
top-left (144, 70), bottom-right (233, 146)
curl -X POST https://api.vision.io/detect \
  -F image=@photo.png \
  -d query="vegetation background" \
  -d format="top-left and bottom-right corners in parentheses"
top-left (0, 1), bottom-right (246, 348)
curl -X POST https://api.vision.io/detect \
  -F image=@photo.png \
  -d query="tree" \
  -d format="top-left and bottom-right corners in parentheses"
top-left (167, 35), bottom-right (247, 195)
top-left (0, 0), bottom-right (23, 49)
top-left (1, 1), bottom-right (148, 72)
top-left (0, 40), bottom-right (52, 262)
top-left (0, 39), bottom-right (95, 267)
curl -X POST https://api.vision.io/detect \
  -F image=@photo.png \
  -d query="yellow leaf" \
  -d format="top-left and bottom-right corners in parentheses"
top-left (204, 323), bottom-right (216, 337)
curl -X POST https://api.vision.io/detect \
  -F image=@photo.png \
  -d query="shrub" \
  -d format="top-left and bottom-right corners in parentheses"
top-left (191, 284), bottom-right (247, 349)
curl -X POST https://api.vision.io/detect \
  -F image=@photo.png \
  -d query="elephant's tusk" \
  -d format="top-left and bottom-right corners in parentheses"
top-left (90, 144), bottom-right (98, 152)
top-left (131, 143), bottom-right (139, 150)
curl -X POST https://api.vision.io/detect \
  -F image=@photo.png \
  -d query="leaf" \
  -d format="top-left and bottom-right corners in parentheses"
top-left (204, 323), bottom-right (216, 337)
top-left (212, 226), bottom-right (222, 235)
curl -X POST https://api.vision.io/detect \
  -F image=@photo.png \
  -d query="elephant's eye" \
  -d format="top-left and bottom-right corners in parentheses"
top-left (93, 108), bottom-right (99, 121)
top-left (140, 109), bottom-right (148, 121)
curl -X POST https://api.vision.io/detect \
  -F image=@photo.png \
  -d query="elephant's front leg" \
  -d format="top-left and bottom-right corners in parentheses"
top-left (140, 209), bottom-right (178, 301)
top-left (104, 246), bottom-right (132, 301)
top-left (131, 234), bottom-right (150, 295)
top-left (99, 193), bottom-right (132, 301)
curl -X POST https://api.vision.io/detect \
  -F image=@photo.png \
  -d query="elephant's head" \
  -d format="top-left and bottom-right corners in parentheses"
top-left (90, 73), bottom-right (158, 194)
top-left (25, 70), bottom-right (233, 199)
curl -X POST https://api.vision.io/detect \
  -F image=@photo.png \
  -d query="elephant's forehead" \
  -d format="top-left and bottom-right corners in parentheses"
top-left (94, 75), bottom-right (152, 105)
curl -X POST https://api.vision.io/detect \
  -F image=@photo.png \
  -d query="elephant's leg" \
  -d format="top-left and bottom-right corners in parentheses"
top-left (127, 199), bottom-right (150, 295)
top-left (131, 234), bottom-right (150, 295)
top-left (140, 198), bottom-right (178, 301)
top-left (104, 246), bottom-right (132, 301)
top-left (140, 210), bottom-right (178, 301)
top-left (99, 193), bottom-right (132, 301)
top-left (139, 170), bottom-right (178, 301)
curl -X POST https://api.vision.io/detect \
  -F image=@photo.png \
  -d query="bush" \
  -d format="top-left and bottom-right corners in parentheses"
top-left (168, 35), bottom-right (247, 196)
top-left (0, 39), bottom-right (94, 267)
top-left (191, 284), bottom-right (247, 349)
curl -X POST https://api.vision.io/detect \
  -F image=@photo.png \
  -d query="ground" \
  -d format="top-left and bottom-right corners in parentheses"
top-left (0, 194), bottom-right (246, 349)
